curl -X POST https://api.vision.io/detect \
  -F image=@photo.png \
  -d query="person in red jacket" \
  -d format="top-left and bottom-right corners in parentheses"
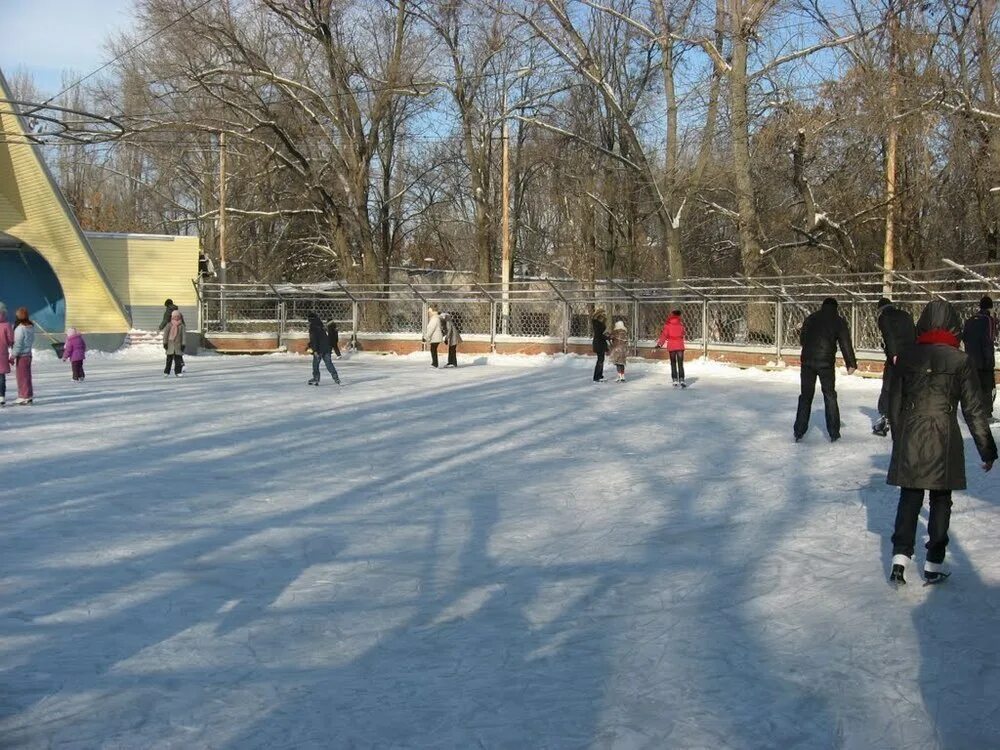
top-left (655, 310), bottom-right (687, 387)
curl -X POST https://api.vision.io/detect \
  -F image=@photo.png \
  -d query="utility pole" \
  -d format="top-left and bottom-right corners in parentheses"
top-left (883, 1), bottom-right (899, 295)
top-left (218, 130), bottom-right (228, 331)
top-left (501, 89), bottom-right (511, 336)
top-left (219, 129), bottom-right (228, 286)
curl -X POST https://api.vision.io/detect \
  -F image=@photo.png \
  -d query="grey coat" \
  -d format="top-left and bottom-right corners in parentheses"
top-left (609, 329), bottom-right (629, 365)
top-left (888, 301), bottom-right (998, 491)
top-left (440, 313), bottom-right (463, 346)
top-left (163, 321), bottom-right (186, 355)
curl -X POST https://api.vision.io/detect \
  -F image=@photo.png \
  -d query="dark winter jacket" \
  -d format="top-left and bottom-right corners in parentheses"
top-left (327, 321), bottom-right (339, 348)
top-left (961, 310), bottom-right (997, 371)
top-left (887, 300), bottom-right (997, 491)
top-left (159, 304), bottom-right (179, 331)
top-left (878, 304), bottom-right (916, 362)
top-left (308, 314), bottom-right (331, 355)
top-left (592, 313), bottom-right (609, 354)
top-left (799, 301), bottom-right (857, 370)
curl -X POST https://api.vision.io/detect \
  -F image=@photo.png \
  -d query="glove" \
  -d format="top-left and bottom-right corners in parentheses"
top-left (164, 343), bottom-right (168, 350)
top-left (181, 345), bottom-right (186, 353)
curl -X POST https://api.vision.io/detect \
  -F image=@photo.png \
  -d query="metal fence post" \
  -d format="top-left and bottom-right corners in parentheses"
top-left (421, 302), bottom-right (428, 351)
top-left (220, 284), bottom-right (227, 333)
top-left (563, 301), bottom-right (571, 353)
top-left (851, 302), bottom-right (858, 349)
top-left (775, 301), bottom-right (784, 361)
top-left (490, 300), bottom-right (497, 352)
top-left (631, 299), bottom-right (639, 356)
top-left (351, 301), bottom-right (359, 348)
top-left (702, 300), bottom-right (710, 359)
top-left (277, 301), bottom-right (286, 348)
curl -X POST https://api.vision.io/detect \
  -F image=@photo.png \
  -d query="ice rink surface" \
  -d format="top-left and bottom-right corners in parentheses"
top-left (1, 350), bottom-right (998, 749)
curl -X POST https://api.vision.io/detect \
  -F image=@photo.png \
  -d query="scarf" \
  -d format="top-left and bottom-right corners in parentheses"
top-left (168, 312), bottom-right (182, 340)
top-left (916, 329), bottom-right (960, 348)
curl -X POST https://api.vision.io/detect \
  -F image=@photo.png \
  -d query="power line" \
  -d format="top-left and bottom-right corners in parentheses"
top-left (39, 0), bottom-right (216, 107)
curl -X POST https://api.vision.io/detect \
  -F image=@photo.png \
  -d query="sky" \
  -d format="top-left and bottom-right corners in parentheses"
top-left (1, 0), bottom-right (135, 97)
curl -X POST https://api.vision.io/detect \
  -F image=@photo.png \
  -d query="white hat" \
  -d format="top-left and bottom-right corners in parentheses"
top-left (614, 320), bottom-right (626, 331)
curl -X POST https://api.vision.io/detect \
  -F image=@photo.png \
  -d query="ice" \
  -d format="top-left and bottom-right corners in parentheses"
top-left (1, 352), bottom-right (998, 749)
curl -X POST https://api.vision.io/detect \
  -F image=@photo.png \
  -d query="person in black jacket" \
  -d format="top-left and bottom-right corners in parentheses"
top-left (961, 296), bottom-right (997, 422)
top-left (793, 298), bottom-right (857, 442)
top-left (326, 319), bottom-right (342, 359)
top-left (872, 298), bottom-right (916, 436)
top-left (306, 312), bottom-right (341, 386)
top-left (158, 299), bottom-right (179, 331)
top-left (887, 299), bottom-right (996, 585)
top-left (592, 308), bottom-right (610, 382)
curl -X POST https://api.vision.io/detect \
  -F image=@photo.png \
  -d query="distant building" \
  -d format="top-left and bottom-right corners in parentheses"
top-left (0, 69), bottom-right (200, 349)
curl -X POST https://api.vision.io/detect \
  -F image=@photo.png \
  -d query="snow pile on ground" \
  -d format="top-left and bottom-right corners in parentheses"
top-left (1, 353), bottom-right (998, 748)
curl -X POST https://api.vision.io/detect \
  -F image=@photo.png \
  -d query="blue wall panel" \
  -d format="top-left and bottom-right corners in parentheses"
top-left (0, 248), bottom-right (66, 334)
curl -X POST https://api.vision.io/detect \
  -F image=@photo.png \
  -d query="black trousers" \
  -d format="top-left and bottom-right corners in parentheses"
top-left (164, 354), bottom-right (184, 375)
top-left (430, 343), bottom-right (439, 367)
top-left (669, 351), bottom-right (685, 381)
top-left (593, 351), bottom-right (605, 381)
top-left (978, 369), bottom-right (995, 417)
top-left (877, 360), bottom-right (896, 417)
top-left (794, 364), bottom-right (839, 438)
top-left (447, 345), bottom-right (458, 366)
top-left (892, 488), bottom-right (953, 564)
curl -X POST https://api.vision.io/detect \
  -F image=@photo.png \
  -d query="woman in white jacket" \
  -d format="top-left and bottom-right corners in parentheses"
top-left (425, 305), bottom-right (444, 367)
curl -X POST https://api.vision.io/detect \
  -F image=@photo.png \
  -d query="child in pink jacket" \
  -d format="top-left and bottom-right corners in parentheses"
top-left (655, 310), bottom-right (687, 387)
top-left (0, 306), bottom-right (12, 406)
top-left (62, 327), bottom-right (87, 382)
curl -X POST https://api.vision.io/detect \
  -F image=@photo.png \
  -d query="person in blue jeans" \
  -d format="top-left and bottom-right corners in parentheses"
top-left (306, 312), bottom-right (341, 386)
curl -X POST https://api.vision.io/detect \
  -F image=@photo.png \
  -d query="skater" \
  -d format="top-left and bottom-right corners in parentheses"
top-left (0, 304), bottom-right (12, 406)
top-left (609, 320), bottom-right (629, 381)
top-left (62, 327), bottom-right (87, 382)
top-left (793, 298), bottom-right (857, 442)
top-left (655, 309), bottom-right (687, 387)
top-left (961, 296), bottom-right (997, 423)
top-left (162, 309), bottom-right (186, 377)
top-left (592, 308), bottom-right (609, 382)
top-left (158, 298), bottom-right (179, 331)
top-left (10, 307), bottom-right (35, 404)
top-left (326, 319), bottom-right (342, 358)
top-left (887, 299), bottom-right (996, 585)
top-left (872, 298), bottom-right (916, 436)
top-left (425, 305), bottom-right (443, 368)
top-left (440, 310), bottom-right (462, 368)
top-left (306, 311), bottom-right (341, 385)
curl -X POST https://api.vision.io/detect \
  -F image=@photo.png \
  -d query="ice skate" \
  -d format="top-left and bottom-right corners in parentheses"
top-left (672, 380), bottom-right (680, 388)
top-left (680, 380), bottom-right (688, 389)
top-left (872, 416), bottom-right (889, 436)
top-left (307, 378), bottom-right (319, 386)
top-left (14, 398), bottom-right (32, 406)
top-left (890, 555), bottom-right (909, 586)
top-left (0, 396), bottom-right (4, 407)
top-left (923, 561), bottom-right (950, 585)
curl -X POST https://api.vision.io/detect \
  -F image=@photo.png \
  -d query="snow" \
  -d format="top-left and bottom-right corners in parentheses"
top-left (1, 352), bottom-right (999, 749)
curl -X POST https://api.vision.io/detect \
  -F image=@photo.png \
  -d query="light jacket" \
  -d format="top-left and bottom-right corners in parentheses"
top-left (426, 313), bottom-right (443, 344)
top-left (11, 323), bottom-right (35, 357)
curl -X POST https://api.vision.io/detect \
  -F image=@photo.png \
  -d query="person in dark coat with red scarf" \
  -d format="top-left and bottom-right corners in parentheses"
top-left (887, 299), bottom-right (997, 585)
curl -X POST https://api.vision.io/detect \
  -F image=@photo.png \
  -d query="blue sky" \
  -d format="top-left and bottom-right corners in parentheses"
top-left (1, 0), bottom-right (135, 96)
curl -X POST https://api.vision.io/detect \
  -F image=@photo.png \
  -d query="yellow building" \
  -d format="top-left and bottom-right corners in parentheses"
top-left (0, 69), bottom-right (200, 349)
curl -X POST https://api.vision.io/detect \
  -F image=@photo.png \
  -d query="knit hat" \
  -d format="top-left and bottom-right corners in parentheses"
top-left (614, 320), bottom-right (626, 331)
top-left (877, 297), bottom-right (892, 310)
top-left (66, 327), bottom-right (78, 337)
top-left (981, 295), bottom-right (994, 310)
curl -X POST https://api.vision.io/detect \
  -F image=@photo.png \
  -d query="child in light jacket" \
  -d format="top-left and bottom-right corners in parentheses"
top-left (609, 320), bottom-right (629, 382)
top-left (63, 327), bottom-right (87, 382)
top-left (11, 307), bottom-right (35, 404)
top-left (656, 310), bottom-right (687, 387)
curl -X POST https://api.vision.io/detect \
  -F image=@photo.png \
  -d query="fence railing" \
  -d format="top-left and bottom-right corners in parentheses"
top-left (197, 261), bottom-right (1000, 358)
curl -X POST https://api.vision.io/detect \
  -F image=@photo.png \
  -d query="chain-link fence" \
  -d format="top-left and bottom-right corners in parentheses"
top-left (198, 262), bottom-right (1000, 357)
